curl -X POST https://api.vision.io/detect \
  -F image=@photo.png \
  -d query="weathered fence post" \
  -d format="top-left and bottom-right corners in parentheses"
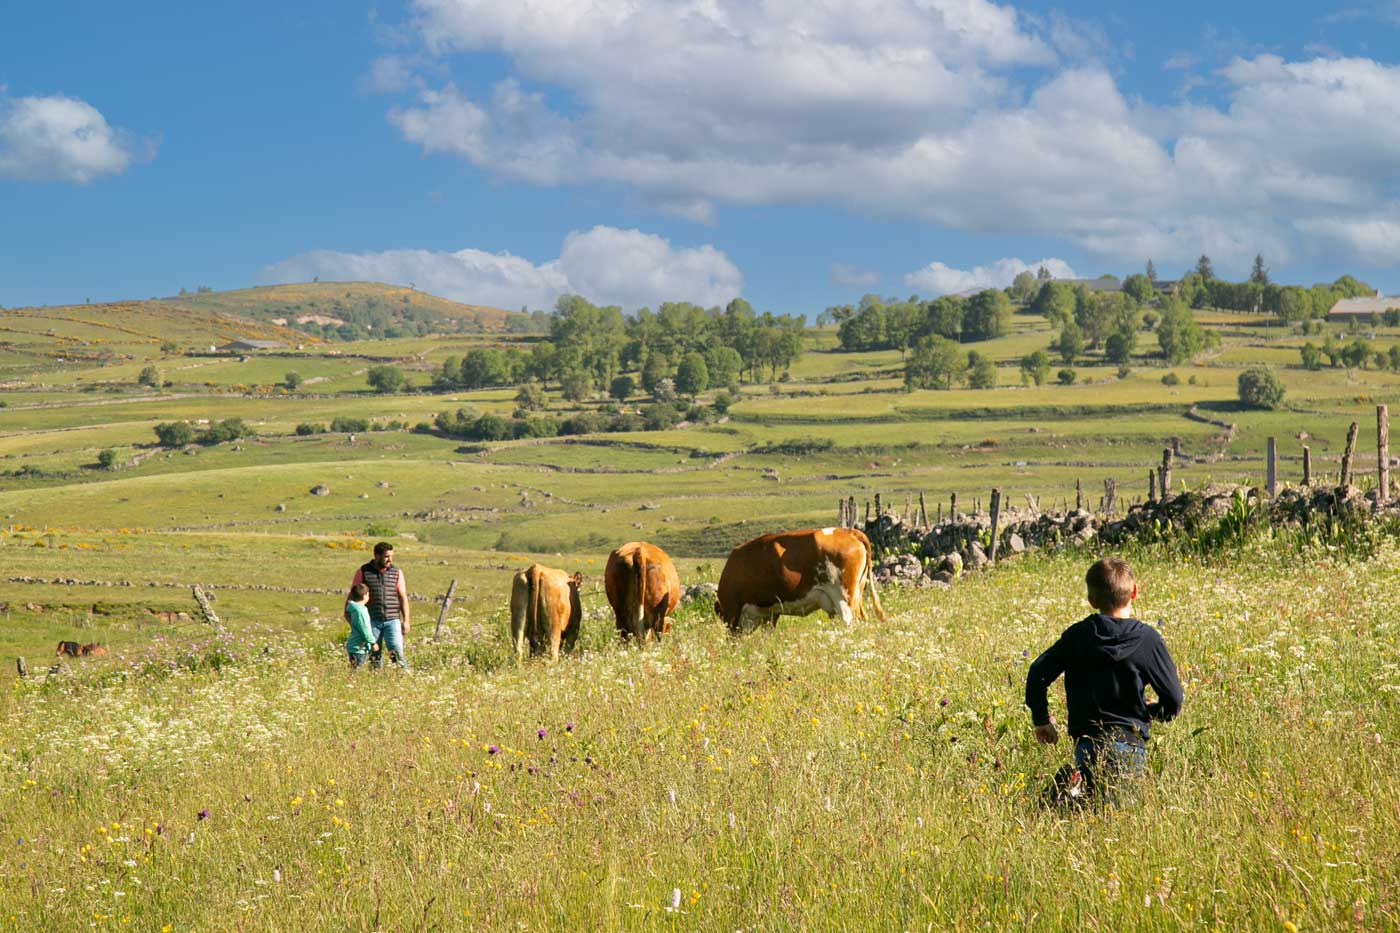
top-left (16, 657), bottom-right (26, 679)
top-left (1379, 405), bottom-right (1389, 504)
top-left (847, 496), bottom-right (857, 529)
top-left (874, 492), bottom-right (882, 519)
top-left (936, 502), bottom-right (943, 525)
top-left (1147, 469), bottom-right (1157, 503)
top-left (191, 585), bottom-right (227, 637)
top-left (988, 489), bottom-right (1002, 563)
top-left (1302, 445), bottom-right (1312, 486)
top-left (433, 579), bottom-right (457, 641)
top-left (975, 497), bottom-right (981, 514)
top-left (1160, 448), bottom-right (1174, 497)
top-left (1075, 478), bottom-right (1083, 512)
top-left (950, 492), bottom-right (958, 518)
top-left (1103, 479), bottom-right (1117, 516)
top-left (1266, 437), bottom-right (1277, 497)
top-left (864, 500), bottom-right (871, 524)
top-left (1341, 421), bottom-right (1359, 488)
top-left (918, 492), bottom-right (928, 529)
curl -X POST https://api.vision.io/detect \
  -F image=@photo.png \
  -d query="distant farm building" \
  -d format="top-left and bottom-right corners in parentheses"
top-left (216, 339), bottom-right (283, 352)
top-left (1328, 294), bottom-right (1400, 320)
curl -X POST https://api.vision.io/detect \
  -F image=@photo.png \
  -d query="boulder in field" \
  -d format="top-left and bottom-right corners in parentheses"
top-left (274, 503), bottom-right (286, 512)
top-left (310, 484), bottom-right (330, 496)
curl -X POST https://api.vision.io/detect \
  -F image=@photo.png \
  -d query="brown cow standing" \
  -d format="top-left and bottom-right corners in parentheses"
top-left (510, 564), bottom-right (583, 662)
top-left (716, 527), bottom-right (886, 633)
top-left (55, 641), bottom-right (108, 658)
top-left (604, 541), bottom-right (681, 644)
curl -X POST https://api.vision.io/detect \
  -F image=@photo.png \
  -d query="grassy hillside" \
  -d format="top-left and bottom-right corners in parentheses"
top-left (164, 282), bottom-right (531, 338)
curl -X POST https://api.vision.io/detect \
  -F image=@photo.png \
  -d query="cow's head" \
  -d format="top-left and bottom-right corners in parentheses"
top-left (55, 640), bottom-right (80, 657)
top-left (568, 572), bottom-right (584, 591)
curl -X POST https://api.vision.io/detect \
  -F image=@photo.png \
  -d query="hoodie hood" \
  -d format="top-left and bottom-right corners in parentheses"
top-left (1077, 613), bottom-right (1149, 662)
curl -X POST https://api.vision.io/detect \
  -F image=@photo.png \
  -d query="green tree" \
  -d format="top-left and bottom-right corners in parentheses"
top-left (1299, 343), bottom-right (1323, 371)
top-left (1122, 273), bottom-right (1153, 303)
top-left (1389, 345), bottom-right (1400, 372)
top-left (711, 391), bottom-right (734, 414)
top-left (1009, 271), bottom-right (1037, 303)
top-left (966, 351), bottom-right (997, 389)
top-left (962, 289), bottom-right (1012, 342)
top-left (1237, 368), bottom-right (1284, 409)
top-left (366, 365), bottom-right (407, 393)
top-left (1341, 337), bottom-right (1373, 369)
top-left (905, 335), bottom-right (965, 390)
top-left (138, 365), bottom-right (160, 388)
top-left (883, 300), bottom-right (921, 358)
top-left (154, 422), bottom-right (195, 447)
top-left (1250, 254), bottom-right (1269, 286)
top-left (97, 449), bottom-right (117, 470)
top-left (514, 381), bottom-right (547, 411)
top-left (1322, 335), bottom-right (1343, 367)
top-left (1032, 281), bottom-right (1076, 327)
top-left (560, 370), bottom-right (592, 402)
top-left (1057, 368), bottom-right (1077, 385)
top-left (705, 346), bottom-right (742, 390)
top-left (1104, 329), bottom-right (1135, 365)
top-left (609, 375), bottom-right (635, 402)
top-left (283, 371), bottom-right (302, 390)
top-left (1019, 349), bottom-right (1051, 386)
top-left (922, 296), bottom-right (963, 340)
top-left (459, 349), bottom-right (509, 389)
top-left (1156, 299), bottom-right (1207, 364)
top-left (675, 352), bottom-right (710, 397)
top-left (1196, 255), bottom-right (1214, 282)
top-left (1055, 322), bottom-right (1085, 364)
top-left (838, 296), bottom-right (886, 350)
top-left (641, 353), bottom-right (670, 394)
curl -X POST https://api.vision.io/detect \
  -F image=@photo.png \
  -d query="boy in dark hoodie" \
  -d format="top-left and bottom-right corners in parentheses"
top-left (1025, 556), bottom-right (1183, 804)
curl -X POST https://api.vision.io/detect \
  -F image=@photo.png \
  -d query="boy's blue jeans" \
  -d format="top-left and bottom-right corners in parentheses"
top-left (1074, 735), bottom-right (1146, 805)
top-left (370, 618), bottom-right (408, 670)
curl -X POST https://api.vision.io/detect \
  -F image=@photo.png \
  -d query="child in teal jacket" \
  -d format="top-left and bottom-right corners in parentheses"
top-left (345, 583), bottom-right (376, 668)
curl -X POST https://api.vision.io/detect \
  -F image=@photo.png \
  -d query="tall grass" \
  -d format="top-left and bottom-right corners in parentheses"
top-left (3, 544), bottom-right (1398, 929)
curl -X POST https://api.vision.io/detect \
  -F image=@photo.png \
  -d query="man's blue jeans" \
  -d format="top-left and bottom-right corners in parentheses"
top-left (1074, 736), bottom-right (1146, 806)
top-left (370, 618), bottom-right (408, 670)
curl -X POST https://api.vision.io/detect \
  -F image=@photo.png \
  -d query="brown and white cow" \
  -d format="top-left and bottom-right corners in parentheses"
top-left (716, 527), bottom-right (886, 633)
top-left (510, 564), bottom-right (583, 662)
top-left (604, 541), bottom-right (681, 644)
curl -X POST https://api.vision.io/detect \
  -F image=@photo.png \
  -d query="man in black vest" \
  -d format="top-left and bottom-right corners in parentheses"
top-left (349, 542), bottom-right (411, 670)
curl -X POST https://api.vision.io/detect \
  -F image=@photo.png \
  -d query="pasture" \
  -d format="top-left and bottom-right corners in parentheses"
top-left (2, 292), bottom-right (1400, 927)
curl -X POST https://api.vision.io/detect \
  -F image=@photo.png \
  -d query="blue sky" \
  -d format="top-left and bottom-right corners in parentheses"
top-left (3, 0), bottom-right (1400, 316)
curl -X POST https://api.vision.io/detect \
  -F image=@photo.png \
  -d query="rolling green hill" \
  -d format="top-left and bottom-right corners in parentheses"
top-left (162, 281), bottom-right (535, 339)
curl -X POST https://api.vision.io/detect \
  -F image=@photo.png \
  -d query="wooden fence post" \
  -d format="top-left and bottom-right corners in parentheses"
top-left (918, 492), bottom-right (928, 529)
top-left (16, 657), bottom-right (26, 679)
top-left (1340, 421), bottom-right (1359, 488)
top-left (1160, 448), bottom-right (1174, 497)
top-left (988, 489), bottom-right (1002, 563)
top-left (433, 579), bottom-right (457, 641)
top-left (1266, 437), bottom-right (1277, 497)
top-left (1075, 478), bottom-right (1083, 512)
top-left (1103, 479), bottom-right (1117, 516)
top-left (1379, 405), bottom-right (1389, 504)
top-left (1147, 469), bottom-right (1157, 503)
top-left (950, 492), bottom-right (958, 518)
top-left (1302, 445), bottom-right (1311, 486)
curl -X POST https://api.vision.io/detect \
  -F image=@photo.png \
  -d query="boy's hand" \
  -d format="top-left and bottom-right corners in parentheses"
top-left (1032, 719), bottom-right (1059, 745)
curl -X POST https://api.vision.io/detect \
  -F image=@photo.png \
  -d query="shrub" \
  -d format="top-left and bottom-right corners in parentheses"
top-left (1057, 368), bottom-right (1077, 386)
top-left (1161, 372), bottom-right (1181, 386)
top-left (138, 365), bottom-right (160, 388)
top-left (284, 371), bottom-right (302, 390)
top-left (198, 418), bottom-right (253, 445)
top-left (966, 351), bottom-right (997, 389)
top-left (642, 403), bottom-right (681, 431)
top-left (96, 449), bottom-right (118, 470)
top-left (154, 422), bottom-right (196, 447)
top-left (558, 413), bottom-right (607, 436)
top-left (366, 365), bottom-right (407, 393)
top-left (712, 391), bottom-right (734, 414)
top-left (365, 523), bottom-right (397, 538)
top-left (1238, 368), bottom-right (1285, 409)
top-left (295, 423), bottom-right (324, 436)
top-left (330, 417), bottom-right (369, 433)
top-left (609, 376), bottom-right (635, 402)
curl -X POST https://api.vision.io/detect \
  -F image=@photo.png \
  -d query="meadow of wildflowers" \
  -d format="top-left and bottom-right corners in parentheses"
top-left (1, 541), bottom-right (1397, 930)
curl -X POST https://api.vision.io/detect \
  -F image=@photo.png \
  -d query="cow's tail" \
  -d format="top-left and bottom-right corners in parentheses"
top-left (862, 535), bottom-right (888, 623)
top-left (630, 550), bottom-right (647, 641)
top-left (529, 565), bottom-right (544, 653)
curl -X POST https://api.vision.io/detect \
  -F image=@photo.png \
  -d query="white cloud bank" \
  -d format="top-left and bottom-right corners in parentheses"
top-left (0, 94), bottom-right (147, 183)
top-left (262, 225), bottom-right (742, 311)
top-left (905, 257), bottom-right (1077, 295)
top-left (374, 0), bottom-right (1400, 273)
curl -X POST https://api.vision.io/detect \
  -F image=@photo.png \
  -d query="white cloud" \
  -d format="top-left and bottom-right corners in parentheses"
top-left (0, 94), bottom-right (147, 183)
top-left (262, 226), bottom-right (742, 311)
top-left (830, 263), bottom-right (879, 287)
top-left (380, 2), bottom-right (1400, 273)
top-left (904, 257), bottom-right (1077, 295)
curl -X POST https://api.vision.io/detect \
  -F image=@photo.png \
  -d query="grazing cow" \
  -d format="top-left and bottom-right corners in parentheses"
top-left (55, 640), bottom-right (81, 657)
top-left (604, 541), bottom-right (681, 644)
top-left (510, 564), bottom-right (583, 661)
top-left (80, 644), bottom-right (109, 657)
top-left (716, 527), bottom-right (886, 633)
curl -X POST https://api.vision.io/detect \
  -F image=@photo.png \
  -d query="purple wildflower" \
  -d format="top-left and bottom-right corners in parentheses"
top-left (939, 697), bottom-right (949, 707)
top-left (565, 721), bottom-right (573, 733)
top-left (197, 808), bottom-right (209, 821)
top-left (537, 728), bottom-right (547, 740)
top-left (488, 745), bottom-right (499, 755)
